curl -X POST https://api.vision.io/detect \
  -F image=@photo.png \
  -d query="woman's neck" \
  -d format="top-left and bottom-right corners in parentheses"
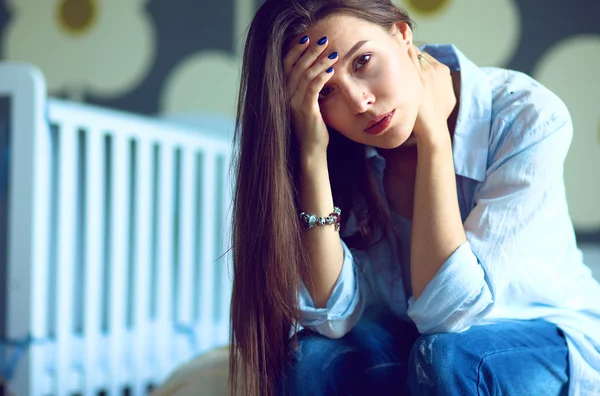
top-left (378, 69), bottom-right (461, 176)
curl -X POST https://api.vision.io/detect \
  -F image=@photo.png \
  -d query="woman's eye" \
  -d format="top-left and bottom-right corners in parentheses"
top-left (354, 54), bottom-right (371, 71)
top-left (319, 86), bottom-right (334, 99)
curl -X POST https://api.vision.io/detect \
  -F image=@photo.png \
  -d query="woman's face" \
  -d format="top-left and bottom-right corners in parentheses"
top-left (306, 14), bottom-right (421, 148)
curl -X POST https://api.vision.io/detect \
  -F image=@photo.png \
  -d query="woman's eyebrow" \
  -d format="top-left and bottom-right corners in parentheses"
top-left (341, 40), bottom-right (369, 63)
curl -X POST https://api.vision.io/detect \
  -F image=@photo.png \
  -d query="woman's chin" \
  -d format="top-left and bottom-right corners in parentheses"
top-left (371, 128), bottom-right (415, 149)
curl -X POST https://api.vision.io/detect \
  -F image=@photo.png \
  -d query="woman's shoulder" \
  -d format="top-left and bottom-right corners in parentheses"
top-left (481, 67), bottom-right (572, 155)
top-left (483, 67), bottom-right (570, 129)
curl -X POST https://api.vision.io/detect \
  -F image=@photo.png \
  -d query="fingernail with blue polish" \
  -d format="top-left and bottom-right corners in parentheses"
top-left (317, 36), bottom-right (328, 45)
top-left (328, 52), bottom-right (338, 59)
top-left (326, 67), bottom-right (334, 73)
top-left (299, 35), bottom-right (309, 44)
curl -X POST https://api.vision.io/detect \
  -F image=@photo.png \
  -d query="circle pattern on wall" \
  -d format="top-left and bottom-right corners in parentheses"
top-left (58, 0), bottom-right (97, 35)
top-left (161, 51), bottom-right (241, 118)
top-left (394, 0), bottom-right (520, 67)
top-left (533, 35), bottom-right (600, 231)
top-left (407, 0), bottom-right (450, 15)
top-left (3, 0), bottom-right (156, 99)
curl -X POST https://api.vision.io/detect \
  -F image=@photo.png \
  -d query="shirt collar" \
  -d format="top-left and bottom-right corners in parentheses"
top-left (365, 44), bottom-right (492, 182)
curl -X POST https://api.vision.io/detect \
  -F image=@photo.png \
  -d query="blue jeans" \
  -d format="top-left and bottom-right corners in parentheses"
top-left (279, 313), bottom-right (569, 395)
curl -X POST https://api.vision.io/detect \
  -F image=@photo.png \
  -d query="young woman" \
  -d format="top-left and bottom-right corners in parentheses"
top-left (229, 0), bottom-right (600, 395)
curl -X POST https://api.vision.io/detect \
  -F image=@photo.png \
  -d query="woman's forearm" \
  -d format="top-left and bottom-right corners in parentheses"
top-left (300, 151), bottom-right (345, 308)
top-left (411, 132), bottom-right (466, 299)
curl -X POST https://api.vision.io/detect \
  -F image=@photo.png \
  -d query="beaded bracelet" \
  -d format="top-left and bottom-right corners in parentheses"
top-left (299, 206), bottom-right (341, 231)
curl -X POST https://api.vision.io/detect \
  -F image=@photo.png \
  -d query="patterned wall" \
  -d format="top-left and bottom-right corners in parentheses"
top-left (0, 0), bottom-right (598, 242)
top-left (388, 0), bottom-right (600, 245)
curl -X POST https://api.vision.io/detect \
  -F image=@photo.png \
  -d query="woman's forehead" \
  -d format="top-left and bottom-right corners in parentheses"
top-left (284, 15), bottom-right (388, 59)
top-left (305, 18), bottom-right (379, 52)
top-left (307, 14), bottom-right (376, 38)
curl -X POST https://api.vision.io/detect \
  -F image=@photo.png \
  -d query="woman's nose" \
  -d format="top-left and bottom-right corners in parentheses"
top-left (347, 88), bottom-right (375, 114)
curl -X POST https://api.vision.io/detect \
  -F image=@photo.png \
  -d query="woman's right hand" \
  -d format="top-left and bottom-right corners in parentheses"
top-left (284, 35), bottom-right (339, 155)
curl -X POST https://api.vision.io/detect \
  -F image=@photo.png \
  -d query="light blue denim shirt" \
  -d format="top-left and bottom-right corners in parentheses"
top-left (297, 45), bottom-right (600, 395)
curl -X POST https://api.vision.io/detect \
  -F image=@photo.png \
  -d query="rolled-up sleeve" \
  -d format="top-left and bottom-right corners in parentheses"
top-left (407, 241), bottom-right (493, 333)
top-left (298, 239), bottom-right (366, 338)
top-left (409, 106), bottom-right (573, 334)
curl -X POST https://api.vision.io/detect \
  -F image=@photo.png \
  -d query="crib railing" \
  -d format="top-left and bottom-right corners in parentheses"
top-left (1, 63), bottom-right (233, 396)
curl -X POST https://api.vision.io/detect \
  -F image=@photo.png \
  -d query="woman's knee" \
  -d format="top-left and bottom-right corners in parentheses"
top-left (406, 325), bottom-right (569, 395)
top-left (407, 332), bottom-right (474, 393)
top-left (291, 330), bottom-right (358, 372)
top-left (279, 330), bottom-right (359, 394)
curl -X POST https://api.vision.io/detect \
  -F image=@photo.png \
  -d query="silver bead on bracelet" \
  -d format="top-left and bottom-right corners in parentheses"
top-left (299, 206), bottom-right (341, 231)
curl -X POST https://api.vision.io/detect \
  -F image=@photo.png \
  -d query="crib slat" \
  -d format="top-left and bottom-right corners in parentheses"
top-left (82, 128), bottom-right (104, 396)
top-left (54, 120), bottom-right (78, 396)
top-left (6, 66), bottom-right (52, 396)
top-left (174, 147), bottom-right (196, 363)
top-left (197, 151), bottom-right (217, 352)
top-left (28, 117), bottom-right (52, 396)
top-left (131, 139), bottom-right (152, 396)
top-left (155, 145), bottom-right (175, 380)
top-left (108, 134), bottom-right (130, 395)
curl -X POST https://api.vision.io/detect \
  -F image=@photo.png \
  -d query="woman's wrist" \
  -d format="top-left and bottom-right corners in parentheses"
top-left (300, 148), bottom-right (328, 169)
top-left (415, 125), bottom-right (453, 154)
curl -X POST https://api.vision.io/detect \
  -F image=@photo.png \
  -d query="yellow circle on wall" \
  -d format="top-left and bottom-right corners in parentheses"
top-left (5, 0), bottom-right (155, 98)
top-left (408, 0), bottom-right (450, 15)
top-left (57, 0), bottom-right (98, 36)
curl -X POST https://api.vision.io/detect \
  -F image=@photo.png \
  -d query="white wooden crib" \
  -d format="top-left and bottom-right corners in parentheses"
top-left (0, 62), bottom-right (233, 395)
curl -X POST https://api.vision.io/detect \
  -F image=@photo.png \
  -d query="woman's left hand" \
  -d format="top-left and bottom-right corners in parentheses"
top-left (409, 45), bottom-right (457, 147)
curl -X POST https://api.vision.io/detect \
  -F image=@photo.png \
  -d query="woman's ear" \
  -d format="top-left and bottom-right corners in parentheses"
top-left (391, 21), bottom-right (413, 45)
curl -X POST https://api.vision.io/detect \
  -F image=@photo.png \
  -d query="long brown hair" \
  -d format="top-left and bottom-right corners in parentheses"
top-left (229, 1), bottom-right (413, 394)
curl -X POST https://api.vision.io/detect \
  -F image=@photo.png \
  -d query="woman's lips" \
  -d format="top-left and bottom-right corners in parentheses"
top-left (365, 110), bottom-right (395, 135)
